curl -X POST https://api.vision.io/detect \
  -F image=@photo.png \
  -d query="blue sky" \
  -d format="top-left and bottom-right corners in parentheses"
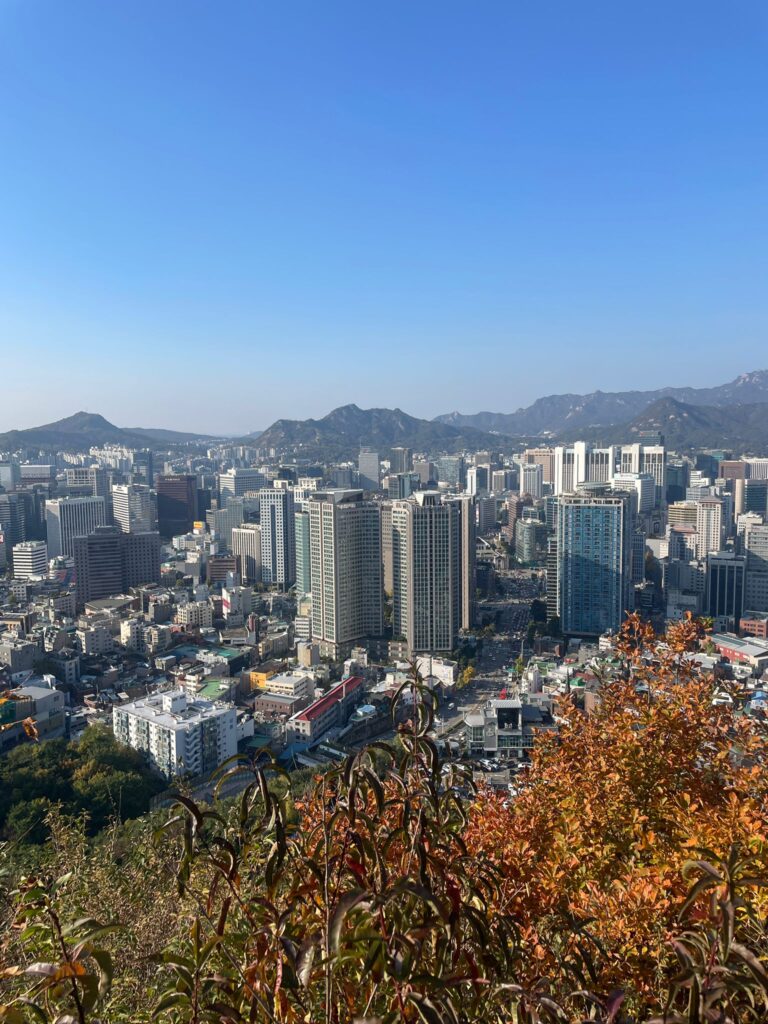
top-left (1, 1), bottom-right (767, 434)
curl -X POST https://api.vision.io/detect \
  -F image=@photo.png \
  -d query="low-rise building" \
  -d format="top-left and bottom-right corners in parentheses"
top-left (287, 675), bottom-right (364, 745)
top-left (464, 695), bottom-right (555, 762)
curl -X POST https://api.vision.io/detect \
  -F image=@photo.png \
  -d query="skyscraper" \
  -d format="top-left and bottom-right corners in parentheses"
top-left (259, 487), bottom-right (296, 587)
top-left (520, 463), bottom-right (544, 499)
top-left (218, 468), bottom-right (267, 501)
top-left (556, 491), bottom-right (634, 636)
top-left (294, 509), bottom-right (312, 594)
top-left (309, 489), bottom-right (383, 658)
top-left (390, 447), bottom-right (413, 474)
top-left (706, 552), bottom-right (746, 628)
top-left (45, 496), bottom-right (106, 559)
top-left (231, 523), bottom-right (262, 585)
top-left (392, 492), bottom-right (463, 654)
top-left (447, 493), bottom-right (477, 632)
top-left (156, 475), bottom-right (198, 537)
top-left (73, 526), bottom-right (161, 607)
top-left (0, 493), bottom-right (28, 549)
top-left (112, 484), bottom-right (156, 534)
top-left (358, 448), bottom-right (380, 492)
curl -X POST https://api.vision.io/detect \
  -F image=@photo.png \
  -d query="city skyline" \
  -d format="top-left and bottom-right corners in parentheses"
top-left (2, 1), bottom-right (767, 433)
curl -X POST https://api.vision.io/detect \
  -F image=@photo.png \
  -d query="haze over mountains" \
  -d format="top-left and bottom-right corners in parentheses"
top-left (435, 370), bottom-right (768, 436)
top-left (0, 412), bottom-right (213, 452)
top-left (3, 370), bottom-right (768, 455)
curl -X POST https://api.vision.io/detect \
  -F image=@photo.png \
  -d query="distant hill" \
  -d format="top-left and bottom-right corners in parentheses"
top-left (0, 412), bottom-right (212, 452)
top-left (568, 397), bottom-right (768, 453)
top-left (252, 404), bottom-right (506, 457)
top-left (435, 370), bottom-right (768, 437)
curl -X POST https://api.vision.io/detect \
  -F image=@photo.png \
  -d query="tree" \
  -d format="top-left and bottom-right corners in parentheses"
top-left (530, 598), bottom-right (547, 623)
top-left (458, 665), bottom-right (476, 689)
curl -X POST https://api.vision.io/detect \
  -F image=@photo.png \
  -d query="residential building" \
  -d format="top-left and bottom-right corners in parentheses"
top-left (113, 690), bottom-right (237, 779)
top-left (309, 489), bottom-right (383, 658)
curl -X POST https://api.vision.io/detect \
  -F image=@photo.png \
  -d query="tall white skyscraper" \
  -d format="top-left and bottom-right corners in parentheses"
top-left (309, 489), bottom-right (383, 658)
top-left (259, 488), bottom-right (296, 587)
top-left (112, 484), bottom-right (156, 534)
top-left (45, 496), bottom-right (106, 559)
top-left (520, 463), bottom-right (543, 498)
top-left (696, 499), bottom-right (724, 559)
top-left (392, 492), bottom-right (463, 654)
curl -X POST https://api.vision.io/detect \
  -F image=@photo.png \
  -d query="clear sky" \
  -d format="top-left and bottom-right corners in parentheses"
top-left (1, 1), bottom-right (767, 434)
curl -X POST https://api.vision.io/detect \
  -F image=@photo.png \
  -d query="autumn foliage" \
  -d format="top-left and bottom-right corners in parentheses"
top-left (2, 614), bottom-right (768, 1023)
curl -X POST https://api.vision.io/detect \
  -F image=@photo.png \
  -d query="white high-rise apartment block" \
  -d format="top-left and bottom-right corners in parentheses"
top-left (259, 488), bottom-right (296, 587)
top-left (308, 489), bottom-right (383, 658)
top-left (392, 492), bottom-right (463, 654)
top-left (231, 523), bottom-right (262, 584)
top-left (611, 472), bottom-right (655, 514)
top-left (520, 463), bottom-right (544, 498)
top-left (553, 443), bottom-right (616, 495)
top-left (11, 540), bottom-right (48, 579)
top-left (112, 484), bottom-right (156, 534)
top-left (113, 690), bottom-right (237, 779)
top-left (45, 496), bottom-right (106, 559)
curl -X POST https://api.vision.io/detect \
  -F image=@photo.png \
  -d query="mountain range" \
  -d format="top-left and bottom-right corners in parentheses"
top-left (435, 370), bottom-right (768, 436)
top-left (250, 404), bottom-right (507, 458)
top-left (0, 412), bottom-right (213, 452)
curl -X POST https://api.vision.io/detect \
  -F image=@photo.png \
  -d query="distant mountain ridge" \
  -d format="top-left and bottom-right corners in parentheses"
top-left (567, 396), bottom-right (768, 452)
top-left (252, 403), bottom-right (506, 457)
top-left (435, 370), bottom-right (768, 437)
top-left (0, 412), bottom-right (213, 452)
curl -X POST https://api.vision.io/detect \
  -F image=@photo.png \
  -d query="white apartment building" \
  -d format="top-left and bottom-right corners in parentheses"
top-left (113, 690), bottom-right (237, 778)
top-left (259, 488), bottom-right (296, 587)
top-left (175, 601), bottom-right (213, 629)
top-left (45, 496), bottom-right (106, 558)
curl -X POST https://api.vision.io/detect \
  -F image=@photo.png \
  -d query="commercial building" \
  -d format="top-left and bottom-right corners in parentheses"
top-left (45, 496), bottom-right (106, 559)
top-left (287, 675), bottom-right (364, 744)
top-left (358, 448), bottom-right (380, 492)
top-left (465, 695), bottom-right (555, 762)
top-left (520, 463), bottom-right (544, 499)
top-left (309, 490), bottom-right (383, 658)
top-left (231, 523), bottom-right (262, 585)
top-left (113, 690), bottom-right (237, 778)
top-left (156, 475), bottom-right (198, 537)
top-left (73, 526), bottom-right (161, 607)
top-left (11, 540), bottom-right (48, 579)
top-left (706, 552), bottom-right (746, 630)
top-left (555, 491), bottom-right (634, 636)
top-left (392, 492), bottom-right (465, 654)
top-left (294, 509), bottom-right (311, 594)
top-left (218, 468), bottom-right (267, 500)
top-left (390, 447), bottom-right (413, 474)
top-left (259, 487), bottom-right (296, 587)
top-left (112, 484), bottom-right (156, 534)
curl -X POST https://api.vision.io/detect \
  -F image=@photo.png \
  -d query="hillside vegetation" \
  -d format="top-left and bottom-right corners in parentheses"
top-left (1, 615), bottom-right (768, 1023)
